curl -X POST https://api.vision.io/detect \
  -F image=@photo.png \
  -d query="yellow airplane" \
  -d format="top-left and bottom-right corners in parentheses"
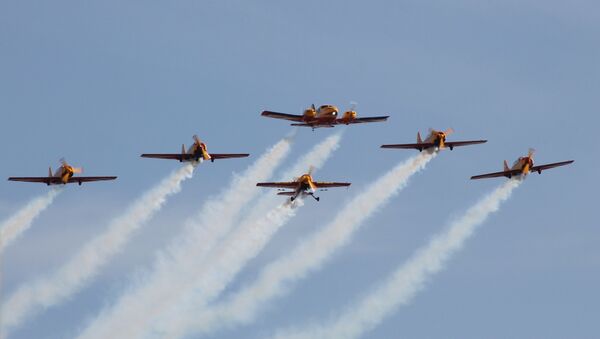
top-left (8, 159), bottom-right (117, 186)
top-left (256, 168), bottom-right (351, 201)
top-left (381, 128), bottom-right (487, 151)
top-left (471, 149), bottom-right (574, 180)
top-left (261, 103), bottom-right (389, 130)
top-left (141, 135), bottom-right (249, 163)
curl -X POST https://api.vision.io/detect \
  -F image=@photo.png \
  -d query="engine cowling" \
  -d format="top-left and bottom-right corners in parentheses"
top-left (303, 108), bottom-right (317, 120)
top-left (340, 110), bottom-right (357, 123)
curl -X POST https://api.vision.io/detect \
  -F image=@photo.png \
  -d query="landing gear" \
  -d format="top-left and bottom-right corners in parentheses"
top-left (309, 193), bottom-right (320, 202)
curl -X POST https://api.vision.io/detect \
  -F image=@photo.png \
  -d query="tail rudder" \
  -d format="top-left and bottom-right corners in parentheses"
top-left (417, 132), bottom-right (423, 144)
top-left (503, 160), bottom-right (510, 172)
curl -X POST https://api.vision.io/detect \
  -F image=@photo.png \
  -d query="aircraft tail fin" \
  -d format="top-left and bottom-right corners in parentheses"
top-left (504, 160), bottom-right (510, 172)
top-left (417, 132), bottom-right (423, 144)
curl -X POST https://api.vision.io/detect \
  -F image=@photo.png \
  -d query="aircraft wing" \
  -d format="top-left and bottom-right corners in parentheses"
top-left (337, 116), bottom-right (389, 124)
top-left (8, 176), bottom-right (116, 184)
top-left (67, 176), bottom-right (117, 183)
top-left (140, 154), bottom-right (194, 161)
top-left (470, 169), bottom-right (522, 180)
top-left (256, 182), bottom-right (299, 188)
top-left (444, 140), bottom-right (488, 149)
top-left (8, 177), bottom-right (61, 184)
top-left (313, 182), bottom-right (351, 188)
top-left (210, 153), bottom-right (250, 160)
top-left (380, 143), bottom-right (435, 150)
top-left (261, 111), bottom-right (304, 122)
top-left (530, 160), bottom-right (574, 174)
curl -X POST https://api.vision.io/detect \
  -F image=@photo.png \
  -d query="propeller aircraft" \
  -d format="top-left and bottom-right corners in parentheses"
top-left (256, 167), bottom-right (351, 202)
top-left (141, 135), bottom-right (249, 163)
top-left (381, 128), bottom-right (487, 151)
top-left (8, 159), bottom-right (117, 186)
top-left (471, 149), bottom-right (574, 180)
top-left (261, 103), bottom-right (389, 130)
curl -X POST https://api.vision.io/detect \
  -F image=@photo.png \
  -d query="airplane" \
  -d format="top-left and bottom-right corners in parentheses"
top-left (261, 103), bottom-right (389, 130)
top-left (8, 159), bottom-right (117, 186)
top-left (141, 135), bottom-right (250, 163)
top-left (256, 168), bottom-right (351, 202)
top-left (380, 128), bottom-right (487, 151)
top-left (471, 149), bottom-right (574, 180)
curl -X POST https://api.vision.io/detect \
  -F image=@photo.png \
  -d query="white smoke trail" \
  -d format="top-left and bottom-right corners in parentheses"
top-left (274, 179), bottom-right (522, 339)
top-left (0, 163), bottom-right (195, 336)
top-left (148, 134), bottom-right (343, 338)
top-left (75, 137), bottom-right (294, 339)
top-left (0, 188), bottom-right (62, 252)
top-left (153, 199), bottom-right (305, 338)
top-left (183, 151), bottom-right (436, 337)
top-left (76, 134), bottom-right (340, 339)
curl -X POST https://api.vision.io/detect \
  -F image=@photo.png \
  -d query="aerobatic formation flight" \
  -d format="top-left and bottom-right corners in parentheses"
top-left (3, 106), bottom-right (575, 339)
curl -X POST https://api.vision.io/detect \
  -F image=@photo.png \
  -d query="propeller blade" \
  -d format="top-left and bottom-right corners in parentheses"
top-left (60, 158), bottom-right (68, 167)
top-left (349, 101), bottom-right (358, 111)
top-left (528, 148), bottom-right (536, 158)
top-left (308, 165), bottom-right (315, 176)
top-left (311, 103), bottom-right (316, 111)
top-left (72, 167), bottom-right (83, 174)
top-left (193, 135), bottom-right (202, 145)
top-left (444, 128), bottom-right (455, 135)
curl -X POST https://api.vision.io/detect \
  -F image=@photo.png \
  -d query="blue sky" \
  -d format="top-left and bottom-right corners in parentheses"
top-left (1, 1), bottom-right (598, 338)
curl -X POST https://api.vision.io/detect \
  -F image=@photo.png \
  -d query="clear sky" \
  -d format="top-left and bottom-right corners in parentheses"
top-left (1, 1), bottom-right (598, 338)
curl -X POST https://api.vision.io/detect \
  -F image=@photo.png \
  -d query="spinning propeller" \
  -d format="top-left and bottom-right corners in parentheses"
top-left (60, 158), bottom-right (83, 173)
